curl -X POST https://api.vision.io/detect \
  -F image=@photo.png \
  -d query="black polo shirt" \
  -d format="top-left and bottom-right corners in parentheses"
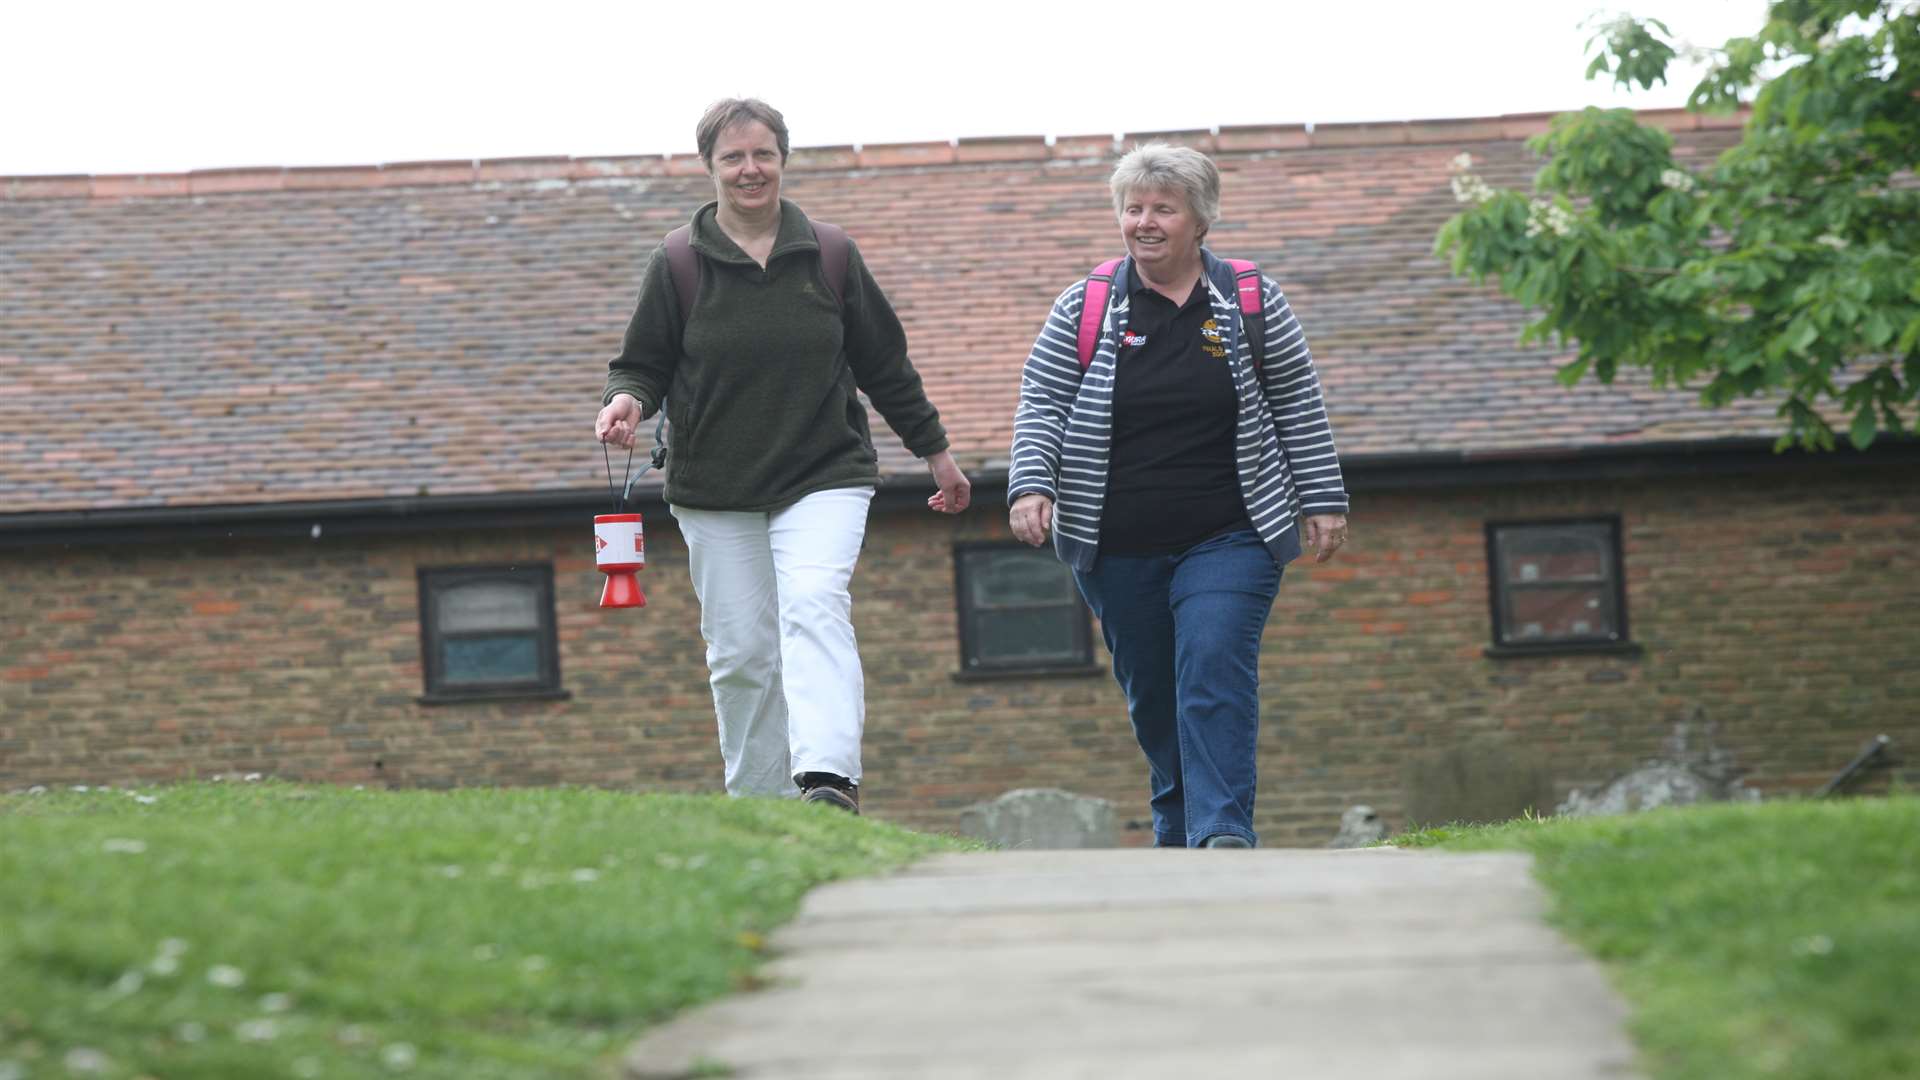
top-left (1101, 276), bottom-right (1252, 555)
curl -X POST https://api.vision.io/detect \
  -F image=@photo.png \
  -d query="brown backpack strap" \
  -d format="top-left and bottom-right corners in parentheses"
top-left (663, 224), bottom-right (699, 327)
top-left (665, 219), bottom-right (849, 329)
top-left (811, 220), bottom-right (850, 310)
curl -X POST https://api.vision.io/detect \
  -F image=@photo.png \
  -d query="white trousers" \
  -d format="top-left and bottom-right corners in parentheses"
top-left (670, 486), bottom-right (874, 798)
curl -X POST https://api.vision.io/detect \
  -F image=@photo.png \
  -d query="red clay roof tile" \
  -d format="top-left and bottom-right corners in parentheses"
top-left (1, 110), bottom-right (1791, 516)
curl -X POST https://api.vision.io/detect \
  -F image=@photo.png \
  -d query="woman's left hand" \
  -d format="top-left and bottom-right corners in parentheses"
top-left (924, 450), bottom-right (972, 514)
top-left (1304, 514), bottom-right (1349, 563)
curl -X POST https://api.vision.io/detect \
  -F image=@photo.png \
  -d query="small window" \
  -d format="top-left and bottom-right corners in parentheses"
top-left (418, 566), bottom-right (561, 700)
top-left (954, 545), bottom-right (1095, 675)
top-left (1485, 519), bottom-right (1629, 650)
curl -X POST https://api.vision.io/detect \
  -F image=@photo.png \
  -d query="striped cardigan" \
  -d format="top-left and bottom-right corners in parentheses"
top-left (1008, 250), bottom-right (1349, 571)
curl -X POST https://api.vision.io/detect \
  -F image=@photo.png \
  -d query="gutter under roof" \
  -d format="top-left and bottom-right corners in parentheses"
top-left (2, 436), bottom-right (1914, 550)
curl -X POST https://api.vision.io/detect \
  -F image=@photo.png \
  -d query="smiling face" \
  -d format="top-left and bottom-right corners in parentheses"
top-left (1119, 186), bottom-right (1204, 273)
top-left (707, 120), bottom-right (784, 217)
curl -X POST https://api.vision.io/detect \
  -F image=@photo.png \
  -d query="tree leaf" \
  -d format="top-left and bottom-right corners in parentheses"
top-left (1427, 0), bottom-right (1916, 456)
top-left (1787, 318), bottom-right (1819, 356)
top-left (1896, 315), bottom-right (1920, 356)
top-left (1850, 407), bottom-right (1878, 451)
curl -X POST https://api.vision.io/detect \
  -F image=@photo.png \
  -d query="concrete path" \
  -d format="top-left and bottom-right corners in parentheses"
top-left (623, 849), bottom-right (1641, 1079)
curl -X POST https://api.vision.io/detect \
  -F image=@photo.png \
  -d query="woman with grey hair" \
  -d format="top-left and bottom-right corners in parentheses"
top-left (1007, 143), bottom-right (1349, 848)
top-left (597, 98), bottom-right (970, 813)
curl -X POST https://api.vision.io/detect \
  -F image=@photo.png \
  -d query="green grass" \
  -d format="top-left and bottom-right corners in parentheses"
top-left (1394, 798), bottom-right (1920, 1080)
top-left (0, 782), bottom-right (971, 1079)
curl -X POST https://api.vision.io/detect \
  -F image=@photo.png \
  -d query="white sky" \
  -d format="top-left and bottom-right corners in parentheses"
top-left (4, 0), bottom-right (1771, 177)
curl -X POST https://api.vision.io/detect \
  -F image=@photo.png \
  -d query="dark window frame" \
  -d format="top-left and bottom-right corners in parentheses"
top-left (416, 564), bottom-right (567, 703)
top-left (1483, 517), bottom-right (1639, 659)
top-left (951, 543), bottom-right (1101, 680)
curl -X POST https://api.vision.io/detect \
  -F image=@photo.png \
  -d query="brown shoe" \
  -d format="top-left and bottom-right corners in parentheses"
top-left (798, 773), bottom-right (859, 814)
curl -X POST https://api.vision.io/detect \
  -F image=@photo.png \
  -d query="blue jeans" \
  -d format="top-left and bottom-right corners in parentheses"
top-left (1073, 529), bottom-right (1282, 848)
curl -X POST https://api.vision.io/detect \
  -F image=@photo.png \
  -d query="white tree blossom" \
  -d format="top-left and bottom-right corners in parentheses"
top-left (1450, 173), bottom-right (1496, 205)
top-left (1526, 199), bottom-right (1578, 239)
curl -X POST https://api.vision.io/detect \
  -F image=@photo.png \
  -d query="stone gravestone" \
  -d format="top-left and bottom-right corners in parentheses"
top-left (1328, 805), bottom-right (1388, 848)
top-left (1555, 762), bottom-right (1740, 816)
top-left (1556, 719), bottom-right (1760, 816)
top-left (959, 788), bottom-right (1118, 849)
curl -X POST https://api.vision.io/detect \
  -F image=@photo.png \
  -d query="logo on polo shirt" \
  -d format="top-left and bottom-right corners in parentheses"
top-left (1121, 329), bottom-right (1149, 348)
top-left (1200, 319), bottom-right (1228, 358)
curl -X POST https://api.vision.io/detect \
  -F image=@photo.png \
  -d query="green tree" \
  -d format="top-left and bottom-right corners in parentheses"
top-left (1435, 0), bottom-right (1919, 450)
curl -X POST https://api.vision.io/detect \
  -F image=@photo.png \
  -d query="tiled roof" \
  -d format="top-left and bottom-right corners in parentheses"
top-left (1, 109), bottom-right (1769, 516)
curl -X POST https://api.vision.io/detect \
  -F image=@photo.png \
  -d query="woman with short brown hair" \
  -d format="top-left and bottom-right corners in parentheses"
top-left (597, 99), bottom-right (969, 812)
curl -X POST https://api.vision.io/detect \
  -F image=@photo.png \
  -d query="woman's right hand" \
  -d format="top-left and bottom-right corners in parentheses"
top-left (596, 394), bottom-right (641, 449)
top-left (1009, 493), bottom-right (1054, 547)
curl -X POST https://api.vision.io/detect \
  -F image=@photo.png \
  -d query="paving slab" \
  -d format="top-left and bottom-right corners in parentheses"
top-left (623, 848), bottom-right (1641, 1080)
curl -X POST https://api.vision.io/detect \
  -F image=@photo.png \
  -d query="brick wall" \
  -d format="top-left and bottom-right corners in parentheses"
top-left (3, 464), bottom-right (1915, 843)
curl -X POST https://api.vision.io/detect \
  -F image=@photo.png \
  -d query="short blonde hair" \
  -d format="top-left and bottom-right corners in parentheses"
top-left (1109, 143), bottom-right (1221, 236)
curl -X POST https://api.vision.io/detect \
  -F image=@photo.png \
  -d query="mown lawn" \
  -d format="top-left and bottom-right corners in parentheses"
top-left (1395, 797), bottom-right (1920, 1080)
top-left (0, 781), bottom-right (970, 1079)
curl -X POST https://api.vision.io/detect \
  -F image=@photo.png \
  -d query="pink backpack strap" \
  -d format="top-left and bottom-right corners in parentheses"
top-left (1225, 259), bottom-right (1261, 316)
top-left (1076, 258), bottom-right (1125, 370)
top-left (1224, 259), bottom-right (1266, 374)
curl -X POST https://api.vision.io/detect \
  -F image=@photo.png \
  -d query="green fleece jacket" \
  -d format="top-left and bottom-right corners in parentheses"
top-left (602, 199), bottom-right (949, 511)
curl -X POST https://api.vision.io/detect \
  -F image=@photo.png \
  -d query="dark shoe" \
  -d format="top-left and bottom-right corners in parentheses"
top-left (797, 772), bottom-right (859, 815)
top-left (1202, 834), bottom-right (1252, 849)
